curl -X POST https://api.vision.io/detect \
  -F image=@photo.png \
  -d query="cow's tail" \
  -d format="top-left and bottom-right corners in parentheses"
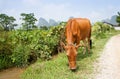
top-left (89, 23), bottom-right (92, 49)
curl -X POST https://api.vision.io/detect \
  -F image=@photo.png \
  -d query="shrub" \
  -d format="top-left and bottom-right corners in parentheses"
top-left (0, 31), bottom-right (13, 69)
top-left (0, 23), bottom-right (65, 68)
top-left (9, 25), bottom-right (65, 67)
top-left (92, 22), bottom-right (115, 39)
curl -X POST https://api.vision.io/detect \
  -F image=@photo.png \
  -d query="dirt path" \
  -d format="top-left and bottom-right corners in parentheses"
top-left (0, 67), bottom-right (24, 79)
top-left (95, 34), bottom-right (120, 79)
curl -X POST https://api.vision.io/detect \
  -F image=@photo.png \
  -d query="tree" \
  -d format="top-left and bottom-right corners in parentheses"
top-left (0, 14), bottom-right (17, 31)
top-left (0, 25), bottom-right (4, 31)
top-left (20, 13), bottom-right (37, 30)
top-left (116, 12), bottom-right (120, 26)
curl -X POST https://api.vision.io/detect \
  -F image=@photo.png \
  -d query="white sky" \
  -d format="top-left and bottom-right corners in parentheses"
top-left (0, 0), bottom-right (120, 24)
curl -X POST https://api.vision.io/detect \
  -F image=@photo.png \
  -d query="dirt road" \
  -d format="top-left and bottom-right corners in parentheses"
top-left (95, 34), bottom-right (120, 79)
top-left (0, 67), bottom-right (24, 79)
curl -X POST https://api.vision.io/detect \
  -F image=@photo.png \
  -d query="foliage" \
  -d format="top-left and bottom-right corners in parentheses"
top-left (0, 14), bottom-right (17, 31)
top-left (92, 22), bottom-right (115, 39)
top-left (20, 13), bottom-right (37, 30)
top-left (0, 25), bottom-right (65, 68)
top-left (0, 31), bottom-right (13, 69)
top-left (0, 54), bottom-right (13, 69)
top-left (59, 21), bottom-right (67, 26)
top-left (0, 21), bottom-right (116, 70)
top-left (21, 30), bottom-right (120, 79)
top-left (116, 12), bottom-right (120, 26)
top-left (39, 26), bottom-right (49, 30)
top-left (11, 45), bottom-right (30, 67)
top-left (0, 25), bottom-right (4, 31)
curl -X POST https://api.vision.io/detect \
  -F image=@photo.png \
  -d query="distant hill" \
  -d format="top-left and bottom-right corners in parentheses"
top-left (102, 15), bottom-right (118, 25)
top-left (37, 18), bottom-right (49, 27)
top-left (37, 17), bottom-right (59, 27)
top-left (49, 19), bottom-right (58, 26)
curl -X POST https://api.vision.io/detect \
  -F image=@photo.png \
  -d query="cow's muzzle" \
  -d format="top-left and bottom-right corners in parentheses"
top-left (69, 61), bottom-right (77, 71)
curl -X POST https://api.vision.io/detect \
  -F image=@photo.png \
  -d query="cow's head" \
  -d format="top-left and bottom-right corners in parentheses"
top-left (61, 42), bottom-right (80, 70)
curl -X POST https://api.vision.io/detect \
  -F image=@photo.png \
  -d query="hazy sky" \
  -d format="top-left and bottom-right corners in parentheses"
top-left (0, 0), bottom-right (120, 23)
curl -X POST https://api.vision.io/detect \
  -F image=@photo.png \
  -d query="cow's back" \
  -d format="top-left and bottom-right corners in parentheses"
top-left (65, 18), bottom-right (91, 44)
top-left (74, 18), bottom-right (91, 40)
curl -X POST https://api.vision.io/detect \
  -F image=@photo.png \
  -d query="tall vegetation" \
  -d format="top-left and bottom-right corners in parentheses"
top-left (0, 12), bottom-right (116, 70)
top-left (0, 20), bottom-right (115, 70)
top-left (0, 31), bottom-right (13, 69)
top-left (0, 14), bottom-right (17, 31)
top-left (92, 22), bottom-right (114, 39)
top-left (116, 12), bottom-right (120, 26)
top-left (20, 13), bottom-right (37, 30)
top-left (0, 24), bottom-right (65, 69)
top-left (21, 22), bottom-right (119, 79)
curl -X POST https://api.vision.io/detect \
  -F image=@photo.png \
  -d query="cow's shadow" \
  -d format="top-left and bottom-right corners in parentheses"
top-left (76, 47), bottom-right (93, 61)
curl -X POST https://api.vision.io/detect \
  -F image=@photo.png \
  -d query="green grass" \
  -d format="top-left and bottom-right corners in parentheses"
top-left (21, 30), bottom-right (120, 79)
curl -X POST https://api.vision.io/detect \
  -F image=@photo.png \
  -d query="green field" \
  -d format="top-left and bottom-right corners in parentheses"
top-left (21, 30), bottom-right (120, 79)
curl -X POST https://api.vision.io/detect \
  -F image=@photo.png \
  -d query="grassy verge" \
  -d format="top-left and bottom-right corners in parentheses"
top-left (21, 30), bottom-right (120, 79)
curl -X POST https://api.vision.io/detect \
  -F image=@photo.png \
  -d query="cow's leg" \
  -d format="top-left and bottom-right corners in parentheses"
top-left (82, 40), bottom-right (87, 54)
top-left (87, 38), bottom-right (91, 53)
top-left (76, 38), bottom-right (85, 48)
top-left (90, 39), bottom-right (92, 49)
top-left (88, 28), bottom-right (92, 49)
top-left (83, 38), bottom-right (91, 54)
top-left (75, 36), bottom-right (80, 47)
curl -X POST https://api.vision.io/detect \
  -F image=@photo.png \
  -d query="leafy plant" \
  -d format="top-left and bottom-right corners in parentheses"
top-left (8, 25), bottom-right (65, 67)
top-left (20, 13), bottom-right (37, 30)
top-left (116, 12), bottom-right (120, 26)
top-left (0, 31), bottom-right (13, 69)
top-left (0, 13), bottom-right (17, 31)
top-left (92, 22), bottom-right (114, 39)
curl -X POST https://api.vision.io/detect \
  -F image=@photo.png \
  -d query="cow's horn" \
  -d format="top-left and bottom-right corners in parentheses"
top-left (60, 41), bottom-right (66, 49)
top-left (75, 44), bottom-right (81, 48)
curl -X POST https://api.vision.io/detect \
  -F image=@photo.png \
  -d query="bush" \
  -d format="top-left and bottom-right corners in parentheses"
top-left (0, 21), bottom-right (116, 69)
top-left (8, 25), bottom-right (65, 67)
top-left (0, 31), bottom-right (14, 69)
top-left (0, 53), bottom-right (13, 69)
top-left (11, 45), bottom-right (30, 67)
top-left (0, 22), bottom-right (65, 69)
top-left (92, 22), bottom-right (115, 39)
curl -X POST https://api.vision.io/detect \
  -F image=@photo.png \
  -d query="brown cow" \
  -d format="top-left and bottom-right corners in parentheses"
top-left (62, 18), bottom-right (91, 70)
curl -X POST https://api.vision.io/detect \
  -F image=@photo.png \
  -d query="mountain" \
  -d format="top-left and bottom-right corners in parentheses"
top-left (110, 15), bottom-right (118, 25)
top-left (37, 17), bottom-right (59, 27)
top-left (102, 15), bottom-right (118, 25)
top-left (49, 19), bottom-right (58, 26)
top-left (37, 17), bottom-right (49, 27)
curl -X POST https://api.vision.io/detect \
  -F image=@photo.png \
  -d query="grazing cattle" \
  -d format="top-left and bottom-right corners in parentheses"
top-left (61, 18), bottom-right (92, 70)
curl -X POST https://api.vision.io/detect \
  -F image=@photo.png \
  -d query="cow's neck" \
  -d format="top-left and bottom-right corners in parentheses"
top-left (67, 32), bottom-right (74, 45)
top-left (66, 23), bottom-right (74, 45)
